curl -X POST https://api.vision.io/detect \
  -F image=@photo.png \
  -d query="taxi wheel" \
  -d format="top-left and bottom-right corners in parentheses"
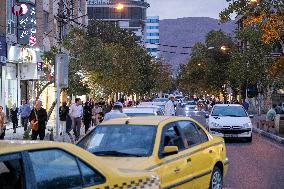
top-left (209, 166), bottom-right (223, 189)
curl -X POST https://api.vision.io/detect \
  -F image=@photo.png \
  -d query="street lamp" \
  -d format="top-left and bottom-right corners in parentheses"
top-left (115, 3), bottom-right (124, 11)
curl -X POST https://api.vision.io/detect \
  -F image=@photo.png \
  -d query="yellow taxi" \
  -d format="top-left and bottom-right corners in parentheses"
top-left (0, 141), bottom-right (160, 189)
top-left (78, 116), bottom-right (229, 189)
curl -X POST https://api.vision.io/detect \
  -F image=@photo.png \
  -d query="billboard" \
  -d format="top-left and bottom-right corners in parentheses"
top-left (17, 3), bottom-right (36, 45)
top-left (0, 35), bottom-right (7, 64)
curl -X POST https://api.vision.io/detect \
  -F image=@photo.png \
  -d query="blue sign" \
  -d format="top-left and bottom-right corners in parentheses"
top-left (0, 35), bottom-right (7, 64)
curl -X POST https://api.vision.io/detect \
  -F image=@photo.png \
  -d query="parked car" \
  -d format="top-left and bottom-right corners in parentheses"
top-left (152, 98), bottom-right (168, 103)
top-left (0, 141), bottom-right (160, 189)
top-left (78, 116), bottom-right (229, 189)
top-left (123, 107), bottom-right (163, 117)
top-left (182, 101), bottom-right (198, 111)
top-left (139, 102), bottom-right (166, 112)
top-left (206, 104), bottom-right (253, 142)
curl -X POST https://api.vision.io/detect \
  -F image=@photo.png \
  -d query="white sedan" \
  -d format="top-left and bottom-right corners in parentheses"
top-left (206, 104), bottom-right (253, 142)
top-left (123, 107), bottom-right (164, 117)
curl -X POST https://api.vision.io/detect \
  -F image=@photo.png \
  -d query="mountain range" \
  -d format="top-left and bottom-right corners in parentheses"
top-left (158, 17), bottom-right (236, 72)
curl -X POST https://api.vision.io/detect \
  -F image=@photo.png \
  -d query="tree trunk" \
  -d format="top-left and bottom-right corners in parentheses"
top-left (47, 100), bottom-right (57, 121)
top-left (36, 81), bottom-right (54, 100)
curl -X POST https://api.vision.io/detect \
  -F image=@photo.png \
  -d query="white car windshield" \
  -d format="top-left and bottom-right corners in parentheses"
top-left (211, 106), bottom-right (247, 117)
top-left (77, 125), bottom-right (157, 157)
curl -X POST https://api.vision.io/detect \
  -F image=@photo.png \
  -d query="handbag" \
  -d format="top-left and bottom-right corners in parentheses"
top-left (31, 109), bottom-right (39, 131)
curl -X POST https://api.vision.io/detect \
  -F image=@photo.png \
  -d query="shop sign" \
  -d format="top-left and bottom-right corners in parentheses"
top-left (0, 36), bottom-right (7, 64)
top-left (17, 4), bottom-right (36, 45)
top-left (20, 64), bottom-right (39, 80)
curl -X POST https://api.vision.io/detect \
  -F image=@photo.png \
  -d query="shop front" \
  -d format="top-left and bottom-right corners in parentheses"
top-left (6, 45), bottom-right (42, 108)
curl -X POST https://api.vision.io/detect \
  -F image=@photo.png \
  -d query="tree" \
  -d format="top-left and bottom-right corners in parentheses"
top-left (220, 0), bottom-right (284, 44)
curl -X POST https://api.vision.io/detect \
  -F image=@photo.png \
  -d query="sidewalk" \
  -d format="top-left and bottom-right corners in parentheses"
top-left (4, 119), bottom-right (76, 143)
top-left (252, 114), bottom-right (284, 144)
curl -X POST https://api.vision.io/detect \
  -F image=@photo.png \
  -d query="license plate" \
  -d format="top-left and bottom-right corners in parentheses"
top-left (224, 134), bottom-right (238, 138)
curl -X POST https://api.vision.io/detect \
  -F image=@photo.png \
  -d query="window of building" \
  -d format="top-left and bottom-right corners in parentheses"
top-left (145, 39), bottom-right (159, 44)
top-left (7, 0), bottom-right (16, 35)
top-left (146, 19), bottom-right (159, 23)
top-left (43, 11), bottom-right (49, 33)
top-left (146, 33), bottom-right (159, 36)
top-left (146, 26), bottom-right (159, 29)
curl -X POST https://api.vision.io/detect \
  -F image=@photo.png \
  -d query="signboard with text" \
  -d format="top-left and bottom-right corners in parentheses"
top-left (17, 3), bottom-right (36, 45)
top-left (0, 36), bottom-right (7, 64)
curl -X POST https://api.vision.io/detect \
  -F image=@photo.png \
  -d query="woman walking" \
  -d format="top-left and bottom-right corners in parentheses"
top-left (0, 106), bottom-right (7, 140)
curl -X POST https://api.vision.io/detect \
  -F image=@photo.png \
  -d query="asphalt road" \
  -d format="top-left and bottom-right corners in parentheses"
top-left (177, 107), bottom-right (284, 189)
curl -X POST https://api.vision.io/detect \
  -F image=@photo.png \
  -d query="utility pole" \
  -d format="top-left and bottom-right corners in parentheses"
top-left (55, 0), bottom-right (64, 138)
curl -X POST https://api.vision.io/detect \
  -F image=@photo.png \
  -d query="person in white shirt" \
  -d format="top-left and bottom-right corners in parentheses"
top-left (165, 95), bottom-right (176, 116)
top-left (104, 102), bottom-right (128, 121)
top-left (69, 98), bottom-right (83, 141)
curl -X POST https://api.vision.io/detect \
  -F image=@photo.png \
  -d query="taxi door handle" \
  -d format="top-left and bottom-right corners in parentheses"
top-left (174, 168), bottom-right (181, 173)
top-left (187, 158), bottom-right (192, 163)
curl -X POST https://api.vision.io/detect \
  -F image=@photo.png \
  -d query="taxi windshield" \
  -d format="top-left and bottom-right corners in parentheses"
top-left (77, 125), bottom-right (157, 157)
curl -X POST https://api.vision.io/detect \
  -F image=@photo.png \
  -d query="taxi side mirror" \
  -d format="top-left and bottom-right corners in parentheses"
top-left (163, 146), bottom-right (178, 157)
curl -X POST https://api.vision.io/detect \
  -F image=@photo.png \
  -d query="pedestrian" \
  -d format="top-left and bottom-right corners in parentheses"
top-left (59, 101), bottom-right (69, 137)
top-left (69, 98), bottom-right (83, 141)
top-left (19, 99), bottom-right (31, 131)
top-left (10, 104), bottom-right (18, 133)
top-left (242, 99), bottom-right (249, 111)
top-left (83, 101), bottom-right (92, 134)
top-left (275, 103), bottom-right (283, 114)
top-left (104, 102), bottom-right (127, 121)
top-left (92, 103), bottom-right (102, 126)
top-left (29, 100), bottom-right (47, 140)
top-left (266, 104), bottom-right (277, 122)
top-left (0, 106), bottom-right (7, 140)
top-left (165, 95), bottom-right (176, 116)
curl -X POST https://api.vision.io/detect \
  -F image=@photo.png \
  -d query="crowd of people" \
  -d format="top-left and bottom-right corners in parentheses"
top-left (0, 97), bottom-right (126, 141)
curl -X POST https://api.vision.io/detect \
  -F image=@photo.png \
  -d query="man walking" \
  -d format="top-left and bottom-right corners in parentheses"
top-left (59, 102), bottom-right (69, 137)
top-left (165, 95), bottom-right (176, 116)
top-left (69, 98), bottom-right (83, 141)
top-left (10, 104), bottom-right (18, 133)
top-left (19, 99), bottom-right (31, 131)
top-left (104, 102), bottom-right (127, 121)
top-left (29, 100), bottom-right (47, 140)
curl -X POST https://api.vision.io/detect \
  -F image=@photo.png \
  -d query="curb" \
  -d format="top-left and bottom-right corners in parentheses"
top-left (252, 127), bottom-right (284, 145)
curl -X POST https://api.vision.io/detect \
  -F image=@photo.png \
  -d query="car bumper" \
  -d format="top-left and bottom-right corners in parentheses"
top-left (209, 128), bottom-right (252, 138)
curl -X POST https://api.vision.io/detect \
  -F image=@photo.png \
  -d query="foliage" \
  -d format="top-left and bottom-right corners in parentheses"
top-left (178, 31), bottom-right (235, 96)
top-left (60, 20), bottom-right (172, 97)
top-left (220, 0), bottom-right (284, 44)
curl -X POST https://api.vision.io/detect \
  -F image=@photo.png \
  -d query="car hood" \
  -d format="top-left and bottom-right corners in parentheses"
top-left (94, 156), bottom-right (155, 170)
top-left (209, 116), bottom-right (251, 125)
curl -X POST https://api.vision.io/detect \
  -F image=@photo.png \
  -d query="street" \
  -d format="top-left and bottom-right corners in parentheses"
top-left (177, 107), bottom-right (284, 189)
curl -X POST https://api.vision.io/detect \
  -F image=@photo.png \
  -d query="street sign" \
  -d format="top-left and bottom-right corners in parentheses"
top-left (12, 4), bottom-right (23, 16)
top-left (56, 54), bottom-right (69, 88)
top-left (0, 36), bottom-right (7, 65)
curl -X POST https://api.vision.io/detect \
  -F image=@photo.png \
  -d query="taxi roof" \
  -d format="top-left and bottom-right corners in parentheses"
top-left (101, 116), bottom-right (173, 126)
top-left (0, 140), bottom-right (82, 155)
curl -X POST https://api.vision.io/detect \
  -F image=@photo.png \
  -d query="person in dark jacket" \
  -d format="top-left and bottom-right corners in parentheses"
top-left (10, 104), bottom-right (18, 133)
top-left (83, 101), bottom-right (92, 134)
top-left (29, 100), bottom-right (47, 140)
top-left (59, 102), bottom-right (69, 136)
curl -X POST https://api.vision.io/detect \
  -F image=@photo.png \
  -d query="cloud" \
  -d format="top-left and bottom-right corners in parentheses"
top-left (147, 0), bottom-right (229, 19)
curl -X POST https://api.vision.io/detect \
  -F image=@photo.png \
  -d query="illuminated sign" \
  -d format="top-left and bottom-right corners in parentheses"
top-left (17, 4), bottom-right (36, 45)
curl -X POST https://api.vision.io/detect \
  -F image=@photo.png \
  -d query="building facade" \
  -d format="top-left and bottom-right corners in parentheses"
top-left (1, 0), bottom-right (87, 113)
top-left (145, 16), bottom-right (159, 57)
top-left (87, 0), bottom-right (149, 42)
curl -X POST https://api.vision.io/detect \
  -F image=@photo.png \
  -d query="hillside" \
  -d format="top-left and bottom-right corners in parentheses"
top-left (159, 17), bottom-right (235, 72)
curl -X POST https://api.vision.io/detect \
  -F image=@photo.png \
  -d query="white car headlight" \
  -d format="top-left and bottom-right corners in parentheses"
top-left (211, 122), bottom-right (220, 127)
top-left (243, 123), bottom-right (252, 128)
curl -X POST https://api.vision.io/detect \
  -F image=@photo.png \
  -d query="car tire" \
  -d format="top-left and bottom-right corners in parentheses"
top-left (209, 166), bottom-right (223, 189)
top-left (246, 135), bottom-right (252, 143)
